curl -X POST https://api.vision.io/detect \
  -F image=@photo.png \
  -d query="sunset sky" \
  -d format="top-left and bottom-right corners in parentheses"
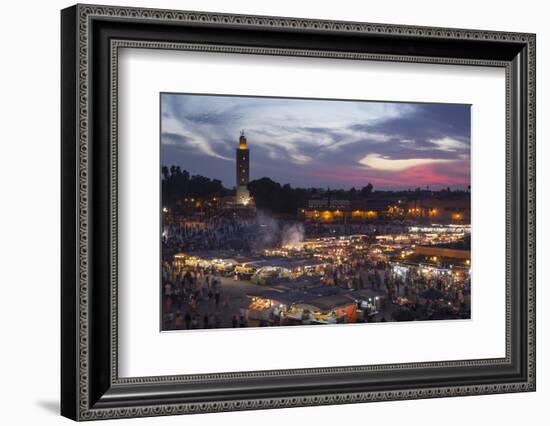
top-left (160, 93), bottom-right (471, 190)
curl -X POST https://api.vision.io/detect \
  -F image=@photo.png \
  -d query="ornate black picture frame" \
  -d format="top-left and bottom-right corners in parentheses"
top-left (61, 4), bottom-right (536, 421)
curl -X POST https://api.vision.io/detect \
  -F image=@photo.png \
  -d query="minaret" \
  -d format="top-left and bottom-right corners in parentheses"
top-left (236, 130), bottom-right (250, 205)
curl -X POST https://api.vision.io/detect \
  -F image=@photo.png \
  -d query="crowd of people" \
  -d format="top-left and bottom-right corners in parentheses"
top-left (325, 257), bottom-right (467, 298)
top-left (161, 212), bottom-right (471, 329)
top-left (162, 215), bottom-right (255, 257)
top-left (162, 212), bottom-right (430, 259)
top-left (320, 253), bottom-right (470, 320)
top-left (304, 222), bottom-right (426, 238)
top-left (161, 251), bottom-right (470, 330)
top-left (162, 260), bottom-right (238, 330)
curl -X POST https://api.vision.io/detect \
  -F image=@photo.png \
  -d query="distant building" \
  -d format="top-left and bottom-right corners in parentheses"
top-left (307, 198), bottom-right (350, 210)
top-left (235, 130), bottom-right (251, 205)
top-left (404, 198), bottom-right (470, 223)
top-left (300, 197), bottom-right (384, 223)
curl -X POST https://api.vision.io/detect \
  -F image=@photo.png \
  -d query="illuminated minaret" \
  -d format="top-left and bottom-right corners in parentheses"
top-left (236, 130), bottom-right (250, 205)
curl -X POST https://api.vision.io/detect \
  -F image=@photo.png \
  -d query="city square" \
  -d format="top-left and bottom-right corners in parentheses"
top-left (161, 96), bottom-right (472, 331)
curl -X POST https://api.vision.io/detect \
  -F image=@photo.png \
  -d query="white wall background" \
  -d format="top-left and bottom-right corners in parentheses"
top-left (0, 0), bottom-right (546, 424)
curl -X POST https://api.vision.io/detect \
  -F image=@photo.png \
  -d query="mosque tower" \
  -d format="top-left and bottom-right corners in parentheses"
top-left (235, 130), bottom-right (250, 205)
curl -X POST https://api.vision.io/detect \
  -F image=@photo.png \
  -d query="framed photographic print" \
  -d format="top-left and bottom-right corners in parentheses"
top-left (61, 4), bottom-right (536, 421)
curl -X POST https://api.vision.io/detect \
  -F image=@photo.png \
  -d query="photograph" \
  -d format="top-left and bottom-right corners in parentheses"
top-left (57, 3), bottom-right (536, 421)
top-left (160, 93), bottom-right (472, 331)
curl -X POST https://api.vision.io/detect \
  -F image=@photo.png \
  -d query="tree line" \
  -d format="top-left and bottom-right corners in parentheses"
top-left (161, 165), bottom-right (230, 206)
top-left (162, 165), bottom-right (469, 215)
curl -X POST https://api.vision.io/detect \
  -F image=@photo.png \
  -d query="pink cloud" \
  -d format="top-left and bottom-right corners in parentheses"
top-left (300, 161), bottom-right (469, 189)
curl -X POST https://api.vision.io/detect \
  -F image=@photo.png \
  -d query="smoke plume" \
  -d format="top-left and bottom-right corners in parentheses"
top-left (281, 223), bottom-right (305, 247)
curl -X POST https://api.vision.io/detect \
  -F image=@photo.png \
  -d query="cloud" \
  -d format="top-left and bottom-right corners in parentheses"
top-left (427, 137), bottom-right (469, 152)
top-left (288, 151), bottom-right (312, 165)
top-left (160, 94), bottom-right (471, 189)
top-left (161, 112), bottom-right (232, 161)
top-left (162, 94), bottom-right (416, 156)
top-left (400, 163), bottom-right (468, 186)
top-left (359, 153), bottom-right (455, 172)
top-left (365, 104), bottom-right (471, 153)
top-left (161, 132), bottom-right (192, 146)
